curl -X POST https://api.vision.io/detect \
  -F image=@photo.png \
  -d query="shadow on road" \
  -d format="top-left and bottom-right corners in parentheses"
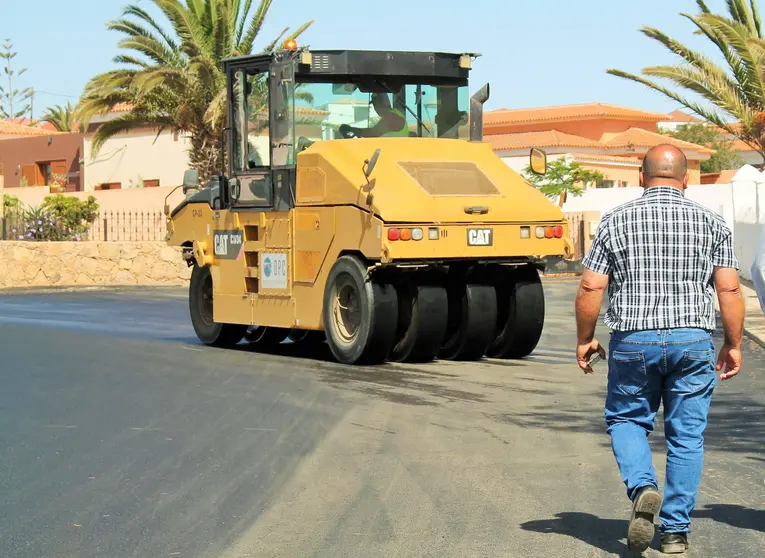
top-left (492, 391), bottom-right (765, 457)
top-left (693, 504), bottom-right (765, 533)
top-left (520, 512), bottom-right (635, 557)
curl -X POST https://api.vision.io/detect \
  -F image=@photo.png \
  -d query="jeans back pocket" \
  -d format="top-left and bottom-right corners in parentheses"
top-left (679, 348), bottom-right (716, 394)
top-left (611, 350), bottom-right (648, 396)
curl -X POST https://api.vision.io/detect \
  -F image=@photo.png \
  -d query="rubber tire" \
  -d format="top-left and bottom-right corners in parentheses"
top-left (487, 265), bottom-right (545, 359)
top-left (323, 255), bottom-right (398, 365)
top-left (438, 283), bottom-right (497, 361)
top-left (245, 326), bottom-right (289, 345)
top-left (288, 329), bottom-right (326, 345)
top-left (390, 284), bottom-right (448, 363)
top-left (189, 264), bottom-right (247, 347)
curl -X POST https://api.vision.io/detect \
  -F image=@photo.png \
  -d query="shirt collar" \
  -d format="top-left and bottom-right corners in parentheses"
top-left (642, 185), bottom-right (684, 198)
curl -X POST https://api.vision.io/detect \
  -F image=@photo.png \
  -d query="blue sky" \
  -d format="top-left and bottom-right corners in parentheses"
top-left (2, 0), bottom-right (728, 118)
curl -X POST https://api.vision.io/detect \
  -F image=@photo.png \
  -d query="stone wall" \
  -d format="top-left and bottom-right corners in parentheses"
top-left (0, 241), bottom-right (191, 289)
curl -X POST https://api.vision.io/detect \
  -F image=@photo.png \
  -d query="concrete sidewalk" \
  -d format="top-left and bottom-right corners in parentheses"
top-left (742, 282), bottom-right (765, 347)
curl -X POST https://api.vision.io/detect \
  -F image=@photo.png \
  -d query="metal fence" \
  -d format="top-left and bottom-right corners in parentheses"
top-left (1, 210), bottom-right (167, 242)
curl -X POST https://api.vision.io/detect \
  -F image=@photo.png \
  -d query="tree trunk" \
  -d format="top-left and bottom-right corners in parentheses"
top-left (188, 129), bottom-right (223, 184)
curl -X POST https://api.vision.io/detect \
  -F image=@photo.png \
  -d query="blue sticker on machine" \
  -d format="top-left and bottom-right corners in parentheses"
top-left (213, 229), bottom-right (244, 260)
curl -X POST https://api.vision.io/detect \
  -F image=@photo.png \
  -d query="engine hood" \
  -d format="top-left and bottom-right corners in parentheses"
top-left (295, 137), bottom-right (564, 224)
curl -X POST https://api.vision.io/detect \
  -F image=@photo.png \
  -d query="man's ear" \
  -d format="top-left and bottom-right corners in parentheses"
top-left (639, 170), bottom-right (645, 187)
top-left (683, 172), bottom-right (690, 189)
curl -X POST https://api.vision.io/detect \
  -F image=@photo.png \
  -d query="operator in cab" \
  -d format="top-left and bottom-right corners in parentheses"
top-left (339, 93), bottom-right (409, 138)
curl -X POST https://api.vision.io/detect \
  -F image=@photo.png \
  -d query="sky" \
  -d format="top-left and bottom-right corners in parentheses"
top-left (1, 0), bottom-right (731, 118)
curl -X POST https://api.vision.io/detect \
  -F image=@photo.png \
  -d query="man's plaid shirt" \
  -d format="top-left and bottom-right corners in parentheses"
top-left (582, 186), bottom-right (739, 332)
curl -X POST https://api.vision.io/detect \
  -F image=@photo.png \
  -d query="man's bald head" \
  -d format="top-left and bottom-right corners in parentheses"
top-left (640, 144), bottom-right (689, 189)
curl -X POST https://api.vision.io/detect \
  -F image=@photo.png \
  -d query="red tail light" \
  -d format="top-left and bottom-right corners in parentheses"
top-left (387, 228), bottom-right (399, 241)
top-left (553, 225), bottom-right (563, 238)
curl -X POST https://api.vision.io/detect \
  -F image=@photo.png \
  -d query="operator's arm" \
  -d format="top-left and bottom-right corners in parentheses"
top-left (711, 219), bottom-right (744, 380)
top-left (575, 217), bottom-right (611, 373)
top-left (751, 228), bottom-right (765, 315)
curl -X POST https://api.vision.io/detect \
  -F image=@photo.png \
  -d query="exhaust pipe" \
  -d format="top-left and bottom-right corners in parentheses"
top-left (469, 83), bottom-right (490, 142)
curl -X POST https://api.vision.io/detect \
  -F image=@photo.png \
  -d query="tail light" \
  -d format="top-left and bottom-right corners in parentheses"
top-left (553, 225), bottom-right (564, 238)
top-left (387, 228), bottom-right (423, 241)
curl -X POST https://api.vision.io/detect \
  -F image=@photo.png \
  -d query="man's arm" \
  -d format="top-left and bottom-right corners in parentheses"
top-left (575, 216), bottom-right (612, 374)
top-left (714, 266), bottom-right (745, 380)
top-left (575, 269), bottom-right (609, 373)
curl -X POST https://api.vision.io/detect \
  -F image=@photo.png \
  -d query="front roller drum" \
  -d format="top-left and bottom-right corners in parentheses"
top-left (189, 264), bottom-right (248, 347)
top-left (389, 284), bottom-right (448, 363)
top-left (438, 283), bottom-right (497, 361)
top-left (323, 255), bottom-right (398, 365)
top-left (486, 265), bottom-right (545, 359)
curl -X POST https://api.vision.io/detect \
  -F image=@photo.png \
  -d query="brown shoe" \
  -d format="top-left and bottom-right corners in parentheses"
top-left (627, 485), bottom-right (662, 552)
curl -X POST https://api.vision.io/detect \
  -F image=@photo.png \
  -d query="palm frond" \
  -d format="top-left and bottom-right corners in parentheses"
top-left (122, 4), bottom-right (179, 51)
top-left (606, 69), bottom-right (742, 135)
top-left (240, 0), bottom-right (273, 54)
top-left (285, 20), bottom-right (314, 42)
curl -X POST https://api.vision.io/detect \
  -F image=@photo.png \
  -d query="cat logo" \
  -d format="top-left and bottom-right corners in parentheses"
top-left (213, 229), bottom-right (244, 260)
top-left (467, 228), bottom-right (493, 246)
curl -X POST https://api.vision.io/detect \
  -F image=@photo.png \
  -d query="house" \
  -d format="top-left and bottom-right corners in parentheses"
top-left (657, 109), bottom-right (704, 132)
top-left (0, 122), bottom-right (81, 190)
top-left (484, 103), bottom-right (714, 185)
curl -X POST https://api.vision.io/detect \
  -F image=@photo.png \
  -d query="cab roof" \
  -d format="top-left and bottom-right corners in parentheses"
top-left (223, 49), bottom-right (479, 83)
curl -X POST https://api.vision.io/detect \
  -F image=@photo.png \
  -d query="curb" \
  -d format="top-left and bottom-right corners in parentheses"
top-left (744, 329), bottom-right (765, 350)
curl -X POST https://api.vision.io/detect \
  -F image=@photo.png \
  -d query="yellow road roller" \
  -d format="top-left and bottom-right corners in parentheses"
top-left (165, 44), bottom-right (572, 365)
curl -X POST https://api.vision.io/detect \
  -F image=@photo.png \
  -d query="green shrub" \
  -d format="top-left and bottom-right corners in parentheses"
top-left (13, 195), bottom-right (99, 241)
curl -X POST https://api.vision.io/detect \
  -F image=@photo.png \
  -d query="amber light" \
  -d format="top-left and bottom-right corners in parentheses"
top-left (544, 226), bottom-right (554, 239)
top-left (284, 39), bottom-right (297, 50)
top-left (400, 228), bottom-right (412, 241)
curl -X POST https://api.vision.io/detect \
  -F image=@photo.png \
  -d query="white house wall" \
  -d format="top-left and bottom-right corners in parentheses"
top-left (562, 165), bottom-right (765, 281)
top-left (83, 130), bottom-right (192, 191)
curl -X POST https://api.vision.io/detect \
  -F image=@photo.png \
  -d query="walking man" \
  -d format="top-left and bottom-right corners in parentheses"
top-left (574, 144), bottom-right (745, 554)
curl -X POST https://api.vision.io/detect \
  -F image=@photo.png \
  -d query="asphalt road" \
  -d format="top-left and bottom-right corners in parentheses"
top-left (0, 281), bottom-right (764, 558)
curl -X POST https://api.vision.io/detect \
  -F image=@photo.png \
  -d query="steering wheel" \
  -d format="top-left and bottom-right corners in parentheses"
top-left (338, 124), bottom-right (359, 139)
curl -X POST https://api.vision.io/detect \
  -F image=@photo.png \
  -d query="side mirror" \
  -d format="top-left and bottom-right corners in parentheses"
top-left (529, 148), bottom-right (547, 176)
top-left (229, 178), bottom-right (241, 203)
top-left (363, 148), bottom-right (382, 179)
top-left (182, 169), bottom-right (200, 194)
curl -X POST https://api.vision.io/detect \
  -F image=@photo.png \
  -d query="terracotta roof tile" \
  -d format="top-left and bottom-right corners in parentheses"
top-left (296, 107), bottom-right (330, 116)
top-left (569, 153), bottom-right (642, 165)
top-left (602, 127), bottom-right (715, 154)
top-left (666, 110), bottom-right (702, 123)
top-left (487, 130), bottom-right (602, 151)
top-left (111, 102), bottom-right (134, 113)
top-left (0, 120), bottom-right (63, 137)
top-left (484, 103), bottom-right (670, 126)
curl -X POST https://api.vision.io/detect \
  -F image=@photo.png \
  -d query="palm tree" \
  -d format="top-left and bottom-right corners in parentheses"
top-left (42, 101), bottom-right (80, 132)
top-left (78, 0), bottom-right (313, 181)
top-left (607, 0), bottom-right (765, 163)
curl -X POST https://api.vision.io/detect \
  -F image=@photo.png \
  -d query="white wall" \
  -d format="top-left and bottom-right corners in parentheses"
top-left (562, 165), bottom-right (765, 281)
top-left (83, 130), bottom-right (192, 191)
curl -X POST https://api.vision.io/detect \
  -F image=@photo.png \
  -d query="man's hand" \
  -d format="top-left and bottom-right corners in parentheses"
top-left (716, 344), bottom-right (742, 380)
top-left (577, 339), bottom-right (606, 374)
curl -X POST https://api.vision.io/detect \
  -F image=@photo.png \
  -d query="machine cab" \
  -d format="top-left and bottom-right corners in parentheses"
top-left (220, 45), bottom-right (484, 213)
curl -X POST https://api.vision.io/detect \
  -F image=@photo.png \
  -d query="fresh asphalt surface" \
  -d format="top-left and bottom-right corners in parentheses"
top-left (1, 280), bottom-right (764, 558)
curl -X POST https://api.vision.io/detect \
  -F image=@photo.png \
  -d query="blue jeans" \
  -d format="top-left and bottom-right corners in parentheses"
top-left (605, 328), bottom-right (717, 534)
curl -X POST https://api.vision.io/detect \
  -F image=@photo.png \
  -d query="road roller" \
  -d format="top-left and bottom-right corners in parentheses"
top-left (165, 43), bottom-right (573, 365)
